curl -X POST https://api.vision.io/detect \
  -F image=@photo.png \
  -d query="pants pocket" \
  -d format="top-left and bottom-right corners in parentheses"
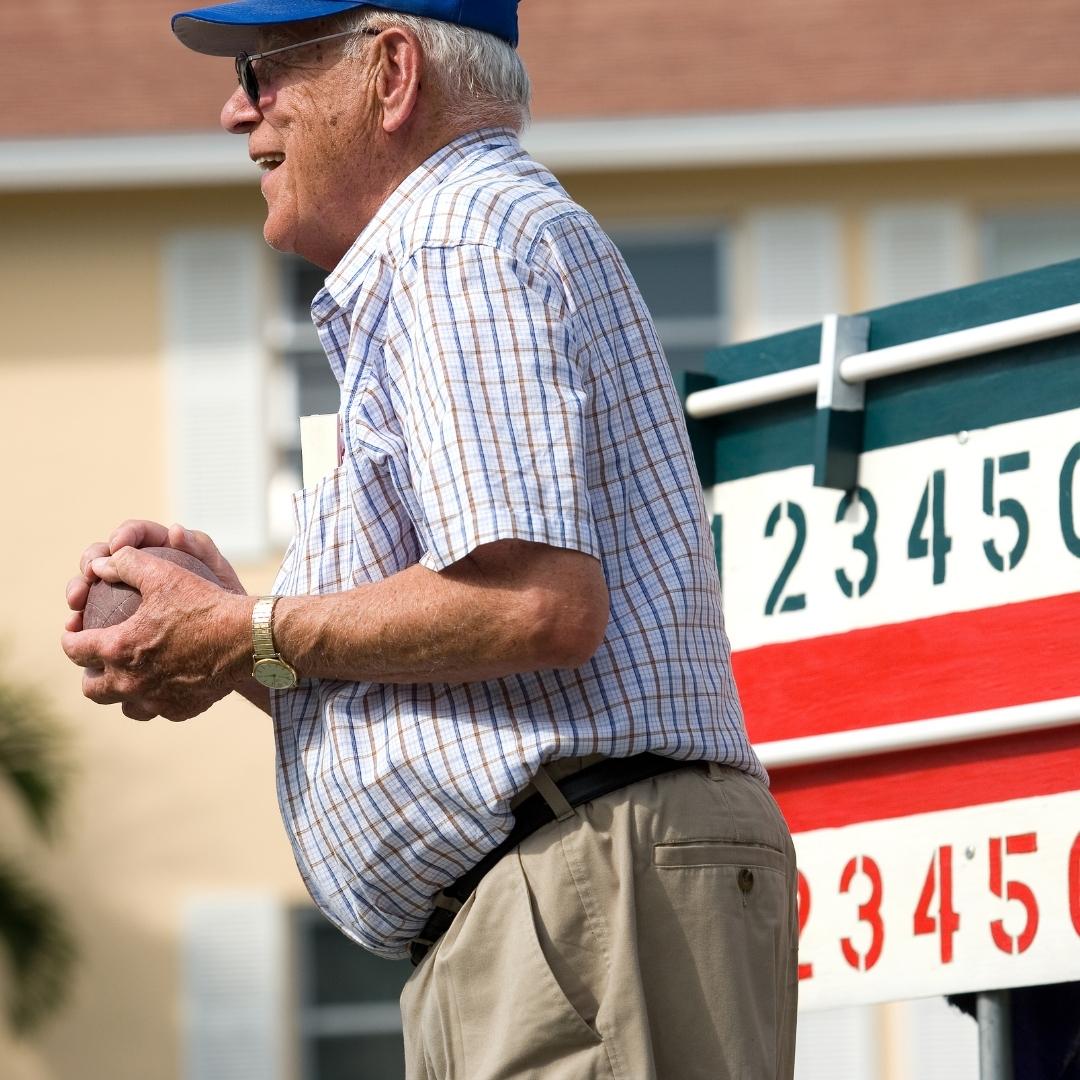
top-left (653, 840), bottom-right (788, 871)
top-left (414, 848), bottom-right (609, 1080)
top-left (649, 841), bottom-right (796, 1079)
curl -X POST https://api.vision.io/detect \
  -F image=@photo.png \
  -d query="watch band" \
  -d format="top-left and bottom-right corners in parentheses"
top-left (252, 595), bottom-right (281, 659)
top-left (250, 595), bottom-right (299, 690)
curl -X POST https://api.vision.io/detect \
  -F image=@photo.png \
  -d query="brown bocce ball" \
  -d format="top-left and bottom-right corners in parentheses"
top-left (83, 547), bottom-right (223, 630)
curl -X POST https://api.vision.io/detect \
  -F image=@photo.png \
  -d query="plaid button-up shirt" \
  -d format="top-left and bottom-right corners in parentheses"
top-left (271, 128), bottom-right (763, 957)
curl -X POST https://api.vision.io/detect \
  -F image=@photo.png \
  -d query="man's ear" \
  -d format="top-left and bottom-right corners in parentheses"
top-left (374, 28), bottom-right (423, 133)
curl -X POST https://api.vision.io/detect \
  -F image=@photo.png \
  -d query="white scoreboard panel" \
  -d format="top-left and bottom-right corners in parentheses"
top-left (710, 407), bottom-right (1080, 1010)
top-left (711, 407), bottom-right (1080, 653)
top-left (794, 791), bottom-right (1080, 1010)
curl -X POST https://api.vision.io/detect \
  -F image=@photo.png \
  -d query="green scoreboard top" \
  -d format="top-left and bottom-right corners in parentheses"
top-left (680, 259), bottom-right (1080, 1010)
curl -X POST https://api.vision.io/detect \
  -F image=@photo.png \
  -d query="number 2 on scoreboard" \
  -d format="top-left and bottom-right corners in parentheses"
top-left (797, 871), bottom-right (813, 980)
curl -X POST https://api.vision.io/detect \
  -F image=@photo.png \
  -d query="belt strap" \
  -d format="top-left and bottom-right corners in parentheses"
top-left (409, 752), bottom-right (696, 966)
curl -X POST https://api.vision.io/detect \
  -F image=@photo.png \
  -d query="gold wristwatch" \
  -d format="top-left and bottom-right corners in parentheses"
top-left (251, 596), bottom-right (298, 690)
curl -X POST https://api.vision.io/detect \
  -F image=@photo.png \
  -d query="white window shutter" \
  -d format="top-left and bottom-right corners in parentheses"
top-left (902, 997), bottom-right (979, 1080)
top-left (794, 1005), bottom-right (880, 1080)
top-left (866, 203), bottom-right (972, 307)
top-left (744, 208), bottom-right (845, 339)
top-left (164, 230), bottom-right (269, 561)
top-left (182, 893), bottom-right (286, 1080)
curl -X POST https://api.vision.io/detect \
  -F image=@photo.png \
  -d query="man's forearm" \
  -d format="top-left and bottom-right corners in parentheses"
top-left (267, 542), bottom-right (608, 685)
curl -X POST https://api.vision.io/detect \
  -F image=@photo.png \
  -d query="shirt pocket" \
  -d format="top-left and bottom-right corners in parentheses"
top-left (278, 462), bottom-right (354, 596)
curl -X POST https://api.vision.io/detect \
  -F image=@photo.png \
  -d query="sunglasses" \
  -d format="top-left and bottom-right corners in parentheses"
top-left (235, 28), bottom-right (379, 106)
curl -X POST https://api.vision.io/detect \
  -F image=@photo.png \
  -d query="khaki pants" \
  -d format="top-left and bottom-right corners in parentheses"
top-left (400, 764), bottom-right (798, 1079)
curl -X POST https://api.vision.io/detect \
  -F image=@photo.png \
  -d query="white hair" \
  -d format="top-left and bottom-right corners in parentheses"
top-left (338, 7), bottom-right (531, 132)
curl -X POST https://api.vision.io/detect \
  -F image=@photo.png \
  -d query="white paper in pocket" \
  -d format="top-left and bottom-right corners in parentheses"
top-left (300, 413), bottom-right (341, 488)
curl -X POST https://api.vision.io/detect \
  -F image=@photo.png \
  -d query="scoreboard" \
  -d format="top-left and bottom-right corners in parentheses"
top-left (688, 259), bottom-right (1080, 1010)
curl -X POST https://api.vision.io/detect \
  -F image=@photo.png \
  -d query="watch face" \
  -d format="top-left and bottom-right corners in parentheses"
top-left (253, 658), bottom-right (298, 690)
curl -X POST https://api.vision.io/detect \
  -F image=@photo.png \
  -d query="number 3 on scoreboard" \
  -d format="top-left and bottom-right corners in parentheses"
top-left (839, 855), bottom-right (885, 971)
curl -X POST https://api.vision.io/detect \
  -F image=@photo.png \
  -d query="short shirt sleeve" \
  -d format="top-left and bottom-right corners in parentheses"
top-left (384, 242), bottom-right (601, 572)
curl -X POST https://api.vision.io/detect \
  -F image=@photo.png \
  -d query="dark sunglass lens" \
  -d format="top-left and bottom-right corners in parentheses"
top-left (236, 55), bottom-right (259, 104)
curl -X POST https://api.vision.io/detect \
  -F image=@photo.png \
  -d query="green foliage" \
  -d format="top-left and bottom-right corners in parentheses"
top-left (0, 666), bottom-right (75, 1035)
top-left (0, 680), bottom-right (65, 837)
top-left (0, 860), bottom-right (75, 1034)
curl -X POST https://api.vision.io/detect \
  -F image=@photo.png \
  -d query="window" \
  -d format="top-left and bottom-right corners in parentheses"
top-left (294, 909), bottom-right (412, 1080)
top-left (981, 209), bottom-right (1080, 279)
top-left (613, 228), bottom-right (728, 375)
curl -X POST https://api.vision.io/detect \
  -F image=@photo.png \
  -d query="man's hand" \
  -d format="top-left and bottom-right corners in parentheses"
top-left (65, 520), bottom-right (246, 632)
top-left (62, 521), bottom-right (253, 721)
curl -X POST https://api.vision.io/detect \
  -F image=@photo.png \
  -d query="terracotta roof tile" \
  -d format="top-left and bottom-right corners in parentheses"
top-left (3, 0), bottom-right (1080, 137)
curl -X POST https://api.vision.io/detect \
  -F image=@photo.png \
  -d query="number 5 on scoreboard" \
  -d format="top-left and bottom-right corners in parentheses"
top-left (989, 833), bottom-right (1039, 954)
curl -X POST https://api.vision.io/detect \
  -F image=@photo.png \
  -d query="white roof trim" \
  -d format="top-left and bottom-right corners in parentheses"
top-left (529, 97), bottom-right (1080, 170)
top-left (5, 97), bottom-right (1080, 191)
top-left (0, 132), bottom-right (251, 191)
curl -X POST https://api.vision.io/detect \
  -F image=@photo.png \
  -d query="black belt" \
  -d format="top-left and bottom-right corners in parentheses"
top-left (409, 752), bottom-right (696, 966)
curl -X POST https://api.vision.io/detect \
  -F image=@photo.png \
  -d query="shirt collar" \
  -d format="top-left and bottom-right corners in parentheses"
top-left (310, 127), bottom-right (522, 330)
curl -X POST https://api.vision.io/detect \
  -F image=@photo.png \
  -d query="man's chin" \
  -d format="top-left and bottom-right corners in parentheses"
top-left (262, 216), bottom-right (335, 269)
top-left (262, 219), bottom-right (296, 254)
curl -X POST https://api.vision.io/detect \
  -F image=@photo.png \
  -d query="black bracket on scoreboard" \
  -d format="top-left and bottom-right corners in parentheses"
top-left (813, 314), bottom-right (870, 491)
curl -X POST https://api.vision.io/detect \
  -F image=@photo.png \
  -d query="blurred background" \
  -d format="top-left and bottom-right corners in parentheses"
top-left (3, 0), bottom-right (1080, 1076)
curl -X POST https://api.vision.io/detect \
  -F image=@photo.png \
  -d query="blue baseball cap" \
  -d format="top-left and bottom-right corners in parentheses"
top-left (171, 1), bottom-right (520, 55)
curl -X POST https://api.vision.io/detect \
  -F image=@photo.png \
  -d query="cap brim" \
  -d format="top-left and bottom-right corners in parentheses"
top-left (171, 1), bottom-right (366, 55)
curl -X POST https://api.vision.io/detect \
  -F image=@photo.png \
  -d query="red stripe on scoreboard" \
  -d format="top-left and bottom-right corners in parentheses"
top-left (733, 591), bottom-right (1080, 743)
top-left (769, 726), bottom-right (1080, 834)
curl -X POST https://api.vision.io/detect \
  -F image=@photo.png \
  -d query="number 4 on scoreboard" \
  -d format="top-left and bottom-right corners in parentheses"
top-left (908, 469), bottom-right (953, 585)
top-left (914, 845), bottom-right (961, 964)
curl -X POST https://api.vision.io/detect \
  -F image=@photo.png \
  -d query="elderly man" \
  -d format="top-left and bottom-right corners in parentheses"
top-left (63, 1), bottom-right (797, 1076)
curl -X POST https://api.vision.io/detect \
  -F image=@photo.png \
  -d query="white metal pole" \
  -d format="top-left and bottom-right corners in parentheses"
top-left (754, 696), bottom-right (1080, 770)
top-left (685, 365), bottom-right (819, 418)
top-left (684, 302), bottom-right (1080, 420)
top-left (842, 302), bottom-right (1080, 384)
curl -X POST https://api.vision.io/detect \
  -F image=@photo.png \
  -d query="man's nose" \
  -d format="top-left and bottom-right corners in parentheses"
top-left (221, 85), bottom-right (260, 133)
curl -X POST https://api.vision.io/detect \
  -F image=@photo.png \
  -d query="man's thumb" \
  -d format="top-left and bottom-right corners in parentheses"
top-left (91, 545), bottom-right (154, 589)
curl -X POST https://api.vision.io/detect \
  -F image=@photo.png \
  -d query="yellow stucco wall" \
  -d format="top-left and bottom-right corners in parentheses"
top-left (0, 186), bottom-right (305, 1080)
top-left (566, 152), bottom-right (1080, 219)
